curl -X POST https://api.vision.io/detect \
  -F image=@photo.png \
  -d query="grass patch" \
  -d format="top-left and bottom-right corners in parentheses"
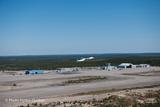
top-left (73, 88), bottom-right (117, 96)
top-left (63, 76), bottom-right (107, 84)
top-left (123, 71), bottom-right (160, 76)
top-left (72, 84), bottom-right (160, 96)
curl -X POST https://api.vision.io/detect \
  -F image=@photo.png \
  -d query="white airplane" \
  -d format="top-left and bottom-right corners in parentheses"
top-left (77, 57), bottom-right (95, 62)
top-left (87, 57), bottom-right (95, 60)
top-left (77, 58), bottom-right (86, 62)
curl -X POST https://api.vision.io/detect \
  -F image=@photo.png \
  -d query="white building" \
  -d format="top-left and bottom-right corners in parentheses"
top-left (118, 63), bottom-right (136, 69)
top-left (56, 68), bottom-right (79, 74)
top-left (136, 64), bottom-right (150, 68)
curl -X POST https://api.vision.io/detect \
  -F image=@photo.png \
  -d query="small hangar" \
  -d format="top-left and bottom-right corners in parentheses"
top-left (118, 63), bottom-right (135, 69)
top-left (118, 63), bottom-right (150, 69)
top-left (25, 70), bottom-right (44, 75)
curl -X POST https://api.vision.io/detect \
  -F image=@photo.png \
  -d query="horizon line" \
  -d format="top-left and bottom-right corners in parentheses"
top-left (0, 52), bottom-right (160, 57)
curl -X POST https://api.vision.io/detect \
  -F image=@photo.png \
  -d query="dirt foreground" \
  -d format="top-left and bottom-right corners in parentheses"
top-left (0, 67), bottom-right (160, 107)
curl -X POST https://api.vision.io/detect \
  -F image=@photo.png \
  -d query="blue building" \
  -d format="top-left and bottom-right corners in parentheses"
top-left (25, 70), bottom-right (44, 75)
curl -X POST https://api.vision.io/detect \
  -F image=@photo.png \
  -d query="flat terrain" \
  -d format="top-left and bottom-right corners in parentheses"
top-left (0, 67), bottom-right (160, 107)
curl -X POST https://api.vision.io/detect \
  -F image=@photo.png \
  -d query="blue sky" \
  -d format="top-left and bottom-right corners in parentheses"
top-left (0, 0), bottom-right (160, 56)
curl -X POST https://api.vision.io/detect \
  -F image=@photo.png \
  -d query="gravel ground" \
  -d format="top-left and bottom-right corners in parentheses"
top-left (0, 67), bottom-right (160, 107)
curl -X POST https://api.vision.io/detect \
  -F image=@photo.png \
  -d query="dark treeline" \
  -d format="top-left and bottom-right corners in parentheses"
top-left (0, 53), bottom-right (160, 71)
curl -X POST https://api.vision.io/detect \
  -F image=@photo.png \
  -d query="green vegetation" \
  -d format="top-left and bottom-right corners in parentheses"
top-left (1, 53), bottom-right (160, 70)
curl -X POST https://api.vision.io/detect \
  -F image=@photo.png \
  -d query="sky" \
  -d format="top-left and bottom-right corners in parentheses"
top-left (0, 0), bottom-right (160, 56)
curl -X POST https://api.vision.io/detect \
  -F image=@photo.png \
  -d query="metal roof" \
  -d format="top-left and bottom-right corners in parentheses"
top-left (119, 63), bottom-right (133, 66)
